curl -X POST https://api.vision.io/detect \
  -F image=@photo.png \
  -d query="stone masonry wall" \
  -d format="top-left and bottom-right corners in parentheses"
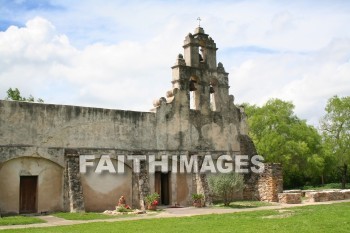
top-left (64, 149), bottom-right (85, 212)
top-left (305, 190), bottom-right (350, 202)
top-left (194, 156), bottom-right (212, 206)
top-left (257, 163), bottom-right (283, 202)
top-left (136, 161), bottom-right (150, 210)
top-left (240, 134), bottom-right (259, 200)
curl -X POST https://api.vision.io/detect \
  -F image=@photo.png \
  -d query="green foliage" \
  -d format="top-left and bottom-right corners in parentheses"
top-left (116, 205), bottom-right (133, 213)
top-left (301, 182), bottom-right (350, 190)
top-left (144, 193), bottom-right (160, 206)
top-left (244, 99), bottom-right (324, 188)
top-left (320, 95), bottom-right (350, 188)
top-left (208, 172), bottom-right (244, 206)
top-left (191, 193), bottom-right (204, 201)
top-left (5, 88), bottom-right (44, 103)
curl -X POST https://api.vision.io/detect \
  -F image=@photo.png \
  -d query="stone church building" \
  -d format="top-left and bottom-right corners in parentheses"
top-left (0, 27), bottom-right (282, 214)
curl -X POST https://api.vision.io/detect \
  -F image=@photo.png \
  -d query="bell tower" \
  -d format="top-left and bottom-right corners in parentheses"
top-left (183, 27), bottom-right (217, 70)
top-left (171, 26), bottom-right (230, 115)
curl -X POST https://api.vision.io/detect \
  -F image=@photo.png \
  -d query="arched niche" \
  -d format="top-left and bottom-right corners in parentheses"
top-left (80, 157), bottom-right (133, 212)
top-left (0, 157), bottom-right (64, 213)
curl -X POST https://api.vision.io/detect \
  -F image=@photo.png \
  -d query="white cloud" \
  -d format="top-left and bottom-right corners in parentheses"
top-left (232, 38), bottom-right (350, 126)
top-left (0, 17), bottom-right (178, 111)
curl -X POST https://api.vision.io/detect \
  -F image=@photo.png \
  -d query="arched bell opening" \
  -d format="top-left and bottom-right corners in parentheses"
top-left (189, 76), bottom-right (200, 110)
top-left (209, 78), bottom-right (219, 112)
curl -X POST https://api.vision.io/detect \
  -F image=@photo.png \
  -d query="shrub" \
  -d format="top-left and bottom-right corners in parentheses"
top-left (208, 172), bottom-right (244, 206)
top-left (145, 193), bottom-right (160, 206)
top-left (192, 193), bottom-right (204, 201)
top-left (116, 205), bottom-right (133, 213)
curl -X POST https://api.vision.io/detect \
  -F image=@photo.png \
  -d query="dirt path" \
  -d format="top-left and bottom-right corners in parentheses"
top-left (1, 199), bottom-right (350, 231)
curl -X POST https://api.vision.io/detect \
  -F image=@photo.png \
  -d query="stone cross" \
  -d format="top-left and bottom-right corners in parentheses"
top-left (197, 17), bottom-right (201, 27)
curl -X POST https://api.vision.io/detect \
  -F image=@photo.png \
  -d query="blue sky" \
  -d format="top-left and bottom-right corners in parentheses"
top-left (1, 0), bottom-right (350, 126)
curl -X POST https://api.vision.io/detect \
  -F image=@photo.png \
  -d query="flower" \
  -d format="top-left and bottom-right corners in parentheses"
top-left (145, 192), bottom-right (160, 206)
top-left (152, 200), bottom-right (158, 206)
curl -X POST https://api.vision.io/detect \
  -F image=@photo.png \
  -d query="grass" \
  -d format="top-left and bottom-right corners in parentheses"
top-left (301, 183), bottom-right (350, 190)
top-left (212, 200), bottom-right (274, 209)
top-left (0, 216), bottom-right (45, 226)
top-left (53, 212), bottom-right (136, 220)
top-left (53, 209), bottom-right (163, 220)
top-left (2, 202), bottom-right (350, 232)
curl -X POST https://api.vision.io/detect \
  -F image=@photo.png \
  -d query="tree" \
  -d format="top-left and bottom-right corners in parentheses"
top-left (244, 99), bottom-right (323, 188)
top-left (208, 172), bottom-right (244, 206)
top-left (5, 88), bottom-right (44, 102)
top-left (320, 95), bottom-right (350, 189)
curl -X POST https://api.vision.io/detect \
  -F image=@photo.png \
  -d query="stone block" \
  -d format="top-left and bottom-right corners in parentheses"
top-left (305, 190), bottom-right (347, 202)
top-left (340, 190), bottom-right (350, 199)
top-left (327, 191), bottom-right (344, 201)
top-left (305, 192), bottom-right (320, 202)
top-left (278, 193), bottom-right (301, 204)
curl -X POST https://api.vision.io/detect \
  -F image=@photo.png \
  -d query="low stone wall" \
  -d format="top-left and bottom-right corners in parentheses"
top-left (305, 190), bottom-right (350, 202)
top-left (341, 190), bottom-right (350, 199)
top-left (278, 193), bottom-right (301, 204)
top-left (278, 189), bottom-right (350, 204)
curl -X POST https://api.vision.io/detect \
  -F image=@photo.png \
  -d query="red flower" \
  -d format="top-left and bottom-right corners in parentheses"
top-left (152, 200), bottom-right (158, 206)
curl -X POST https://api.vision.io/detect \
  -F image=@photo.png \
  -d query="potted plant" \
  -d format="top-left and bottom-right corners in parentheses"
top-left (192, 193), bottom-right (204, 207)
top-left (145, 193), bottom-right (160, 210)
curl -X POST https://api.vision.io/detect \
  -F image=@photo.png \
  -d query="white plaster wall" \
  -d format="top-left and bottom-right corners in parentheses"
top-left (0, 157), bottom-right (63, 213)
top-left (81, 158), bottom-right (132, 211)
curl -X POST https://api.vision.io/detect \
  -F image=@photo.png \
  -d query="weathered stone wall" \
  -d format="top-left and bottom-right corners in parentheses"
top-left (64, 150), bottom-right (85, 212)
top-left (136, 160), bottom-right (150, 210)
top-left (0, 96), bottom-right (244, 152)
top-left (194, 156), bottom-right (212, 206)
top-left (257, 163), bottom-right (283, 202)
top-left (0, 101), bottom-right (156, 150)
top-left (240, 134), bottom-right (259, 200)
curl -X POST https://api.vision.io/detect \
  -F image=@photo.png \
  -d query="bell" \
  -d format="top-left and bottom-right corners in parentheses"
top-left (210, 85), bottom-right (215, 93)
top-left (189, 80), bottom-right (197, 91)
top-left (199, 53), bottom-right (204, 62)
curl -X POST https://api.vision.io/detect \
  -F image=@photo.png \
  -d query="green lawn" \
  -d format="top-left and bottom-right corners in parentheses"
top-left (0, 216), bottom-right (45, 226)
top-left (2, 202), bottom-right (350, 232)
top-left (212, 200), bottom-right (274, 209)
top-left (53, 212), bottom-right (130, 220)
top-left (53, 210), bottom-right (162, 220)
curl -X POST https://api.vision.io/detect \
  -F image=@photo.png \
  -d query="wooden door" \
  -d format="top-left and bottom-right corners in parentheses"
top-left (155, 172), bottom-right (161, 197)
top-left (155, 172), bottom-right (170, 205)
top-left (20, 176), bottom-right (38, 213)
top-left (160, 173), bottom-right (170, 205)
